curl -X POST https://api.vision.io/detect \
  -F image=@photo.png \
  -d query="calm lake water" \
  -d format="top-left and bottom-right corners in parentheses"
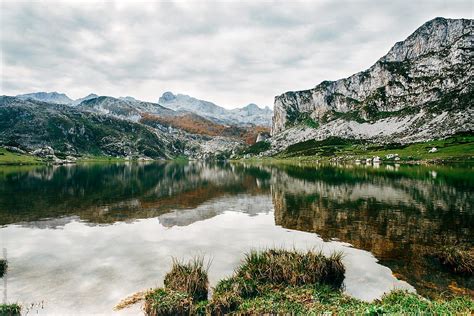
top-left (0, 161), bottom-right (472, 314)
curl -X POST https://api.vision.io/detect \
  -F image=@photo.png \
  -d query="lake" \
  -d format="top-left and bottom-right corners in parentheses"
top-left (0, 161), bottom-right (472, 314)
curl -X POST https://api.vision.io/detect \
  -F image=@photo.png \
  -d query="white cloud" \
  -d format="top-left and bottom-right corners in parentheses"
top-left (1, 0), bottom-right (472, 108)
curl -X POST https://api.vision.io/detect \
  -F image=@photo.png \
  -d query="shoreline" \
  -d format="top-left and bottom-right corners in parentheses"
top-left (116, 249), bottom-right (473, 315)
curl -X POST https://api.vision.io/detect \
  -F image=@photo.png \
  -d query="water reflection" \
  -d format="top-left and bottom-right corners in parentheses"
top-left (0, 161), bottom-right (472, 313)
top-left (269, 163), bottom-right (474, 297)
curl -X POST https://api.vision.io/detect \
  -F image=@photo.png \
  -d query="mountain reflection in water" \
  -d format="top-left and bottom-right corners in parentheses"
top-left (0, 161), bottom-right (472, 310)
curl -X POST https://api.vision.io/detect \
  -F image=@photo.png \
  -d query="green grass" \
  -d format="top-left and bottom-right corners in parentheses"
top-left (76, 155), bottom-right (129, 163)
top-left (163, 257), bottom-right (209, 301)
top-left (0, 304), bottom-right (21, 316)
top-left (234, 249), bottom-right (345, 289)
top-left (273, 133), bottom-right (474, 162)
top-left (242, 141), bottom-right (271, 155)
top-left (0, 148), bottom-right (43, 165)
top-left (144, 288), bottom-right (193, 316)
top-left (138, 249), bottom-right (473, 315)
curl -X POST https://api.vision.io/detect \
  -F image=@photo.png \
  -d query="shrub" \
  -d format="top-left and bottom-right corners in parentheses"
top-left (163, 257), bottom-right (209, 301)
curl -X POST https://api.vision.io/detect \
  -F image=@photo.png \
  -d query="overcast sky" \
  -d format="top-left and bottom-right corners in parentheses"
top-left (1, 0), bottom-right (472, 108)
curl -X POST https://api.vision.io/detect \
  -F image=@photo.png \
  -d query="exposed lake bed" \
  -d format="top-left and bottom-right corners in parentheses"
top-left (0, 161), bottom-right (472, 314)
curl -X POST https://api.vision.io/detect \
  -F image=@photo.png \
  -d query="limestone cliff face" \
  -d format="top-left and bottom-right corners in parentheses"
top-left (271, 18), bottom-right (473, 142)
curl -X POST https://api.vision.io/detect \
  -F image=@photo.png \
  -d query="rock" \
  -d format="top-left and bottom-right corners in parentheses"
top-left (32, 146), bottom-right (54, 157)
top-left (429, 147), bottom-right (438, 153)
top-left (270, 18), bottom-right (473, 148)
top-left (256, 132), bottom-right (270, 143)
top-left (373, 156), bottom-right (381, 163)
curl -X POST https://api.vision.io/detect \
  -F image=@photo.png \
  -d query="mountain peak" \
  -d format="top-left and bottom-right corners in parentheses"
top-left (243, 103), bottom-right (260, 111)
top-left (16, 91), bottom-right (73, 104)
top-left (383, 17), bottom-right (470, 62)
top-left (160, 91), bottom-right (176, 102)
top-left (120, 96), bottom-right (138, 102)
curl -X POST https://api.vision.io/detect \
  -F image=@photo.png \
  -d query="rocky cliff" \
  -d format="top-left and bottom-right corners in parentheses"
top-left (271, 18), bottom-right (473, 147)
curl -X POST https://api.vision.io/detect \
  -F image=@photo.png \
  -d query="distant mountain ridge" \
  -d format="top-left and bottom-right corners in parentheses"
top-left (158, 91), bottom-right (273, 126)
top-left (14, 91), bottom-right (273, 127)
top-left (16, 92), bottom-right (73, 104)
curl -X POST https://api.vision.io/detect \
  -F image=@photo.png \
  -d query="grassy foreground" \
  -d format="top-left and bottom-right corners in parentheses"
top-left (117, 249), bottom-right (474, 315)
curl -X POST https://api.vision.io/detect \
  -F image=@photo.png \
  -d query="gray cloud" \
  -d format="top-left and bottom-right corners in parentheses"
top-left (1, 0), bottom-right (472, 108)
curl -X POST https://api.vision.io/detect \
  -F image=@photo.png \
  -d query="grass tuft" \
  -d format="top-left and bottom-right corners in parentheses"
top-left (0, 259), bottom-right (7, 278)
top-left (236, 249), bottom-right (345, 289)
top-left (143, 288), bottom-right (192, 316)
top-left (435, 245), bottom-right (474, 275)
top-left (163, 257), bottom-right (209, 302)
top-left (0, 304), bottom-right (21, 316)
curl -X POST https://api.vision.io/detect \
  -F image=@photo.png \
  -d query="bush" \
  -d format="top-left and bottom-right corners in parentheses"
top-left (163, 257), bottom-right (209, 301)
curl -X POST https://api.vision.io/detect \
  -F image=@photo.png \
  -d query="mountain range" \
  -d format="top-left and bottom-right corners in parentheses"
top-left (15, 91), bottom-right (273, 127)
top-left (1, 91), bottom-right (271, 160)
top-left (2, 17), bottom-right (472, 161)
top-left (158, 92), bottom-right (273, 126)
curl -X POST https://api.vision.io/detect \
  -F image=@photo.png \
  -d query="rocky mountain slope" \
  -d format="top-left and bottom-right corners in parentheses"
top-left (0, 96), bottom-right (184, 159)
top-left (0, 96), bottom-right (247, 160)
top-left (77, 96), bottom-right (176, 121)
top-left (16, 92), bottom-right (73, 104)
top-left (158, 91), bottom-right (273, 126)
top-left (270, 17), bottom-right (473, 153)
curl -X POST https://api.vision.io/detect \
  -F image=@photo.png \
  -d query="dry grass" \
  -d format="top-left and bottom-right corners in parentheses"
top-left (436, 245), bottom-right (474, 275)
top-left (163, 257), bottom-right (210, 302)
top-left (114, 290), bottom-right (150, 311)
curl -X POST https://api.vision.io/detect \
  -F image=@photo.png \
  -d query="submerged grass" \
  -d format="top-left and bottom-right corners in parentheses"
top-left (435, 245), bottom-right (474, 275)
top-left (0, 259), bottom-right (7, 278)
top-left (0, 304), bottom-right (21, 316)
